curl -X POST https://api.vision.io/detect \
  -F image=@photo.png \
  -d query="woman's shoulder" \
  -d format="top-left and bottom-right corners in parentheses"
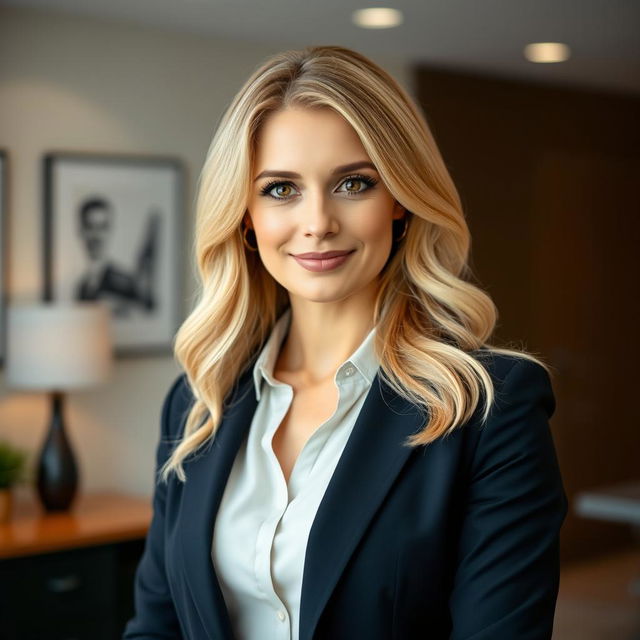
top-left (166, 372), bottom-right (193, 406)
top-left (467, 349), bottom-right (556, 432)
top-left (160, 365), bottom-right (254, 439)
top-left (470, 348), bottom-right (552, 387)
top-left (160, 372), bottom-right (195, 439)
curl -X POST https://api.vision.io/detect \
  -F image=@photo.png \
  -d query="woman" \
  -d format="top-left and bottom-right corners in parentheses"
top-left (123, 45), bottom-right (568, 640)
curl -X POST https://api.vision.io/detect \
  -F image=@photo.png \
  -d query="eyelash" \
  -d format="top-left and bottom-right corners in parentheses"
top-left (259, 174), bottom-right (378, 201)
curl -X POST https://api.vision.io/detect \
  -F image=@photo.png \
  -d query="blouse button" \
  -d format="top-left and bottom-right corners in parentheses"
top-left (276, 609), bottom-right (286, 621)
top-left (344, 365), bottom-right (355, 377)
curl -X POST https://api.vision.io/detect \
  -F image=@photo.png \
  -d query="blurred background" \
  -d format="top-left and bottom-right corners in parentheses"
top-left (0, 1), bottom-right (638, 638)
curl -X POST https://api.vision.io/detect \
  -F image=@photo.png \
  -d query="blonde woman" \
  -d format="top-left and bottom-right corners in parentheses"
top-left (123, 45), bottom-right (567, 640)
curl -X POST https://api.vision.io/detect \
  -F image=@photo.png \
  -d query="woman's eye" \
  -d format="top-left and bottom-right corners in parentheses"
top-left (272, 184), bottom-right (296, 199)
top-left (337, 176), bottom-right (375, 195)
top-left (260, 181), bottom-right (299, 200)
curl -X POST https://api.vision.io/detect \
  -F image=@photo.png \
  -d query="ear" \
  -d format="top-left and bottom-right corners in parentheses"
top-left (243, 211), bottom-right (253, 229)
top-left (392, 200), bottom-right (406, 221)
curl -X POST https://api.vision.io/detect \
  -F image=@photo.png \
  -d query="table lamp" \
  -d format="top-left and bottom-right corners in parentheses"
top-left (5, 302), bottom-right (113, 512)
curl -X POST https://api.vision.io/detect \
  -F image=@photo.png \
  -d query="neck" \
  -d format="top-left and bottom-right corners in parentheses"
top-left (276, 281), bottom-right (378, 386)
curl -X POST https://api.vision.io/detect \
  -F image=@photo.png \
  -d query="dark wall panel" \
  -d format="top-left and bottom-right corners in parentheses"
top-left (413, 67), bottom-right (640, 563)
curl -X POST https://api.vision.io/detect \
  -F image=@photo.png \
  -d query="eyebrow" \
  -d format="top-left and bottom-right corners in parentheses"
top-left (253, 161), bottom-right (378, 182)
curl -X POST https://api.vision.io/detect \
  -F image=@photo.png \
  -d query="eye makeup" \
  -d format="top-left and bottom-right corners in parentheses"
top-left (259, 174), bottom-right (378, 201)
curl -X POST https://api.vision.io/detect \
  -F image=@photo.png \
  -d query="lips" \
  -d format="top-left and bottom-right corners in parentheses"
top-left (292, 250), bottom-right (355, 259)
top-left (291, 250), bottom-right (356, 272)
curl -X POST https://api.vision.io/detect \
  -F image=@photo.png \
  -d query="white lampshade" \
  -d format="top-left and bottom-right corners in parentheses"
top-left (6, 302), bottom-right (113, 391)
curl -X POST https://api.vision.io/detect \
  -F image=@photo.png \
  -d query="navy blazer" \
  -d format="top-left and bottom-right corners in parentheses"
top-left (123, 352), bottom-right (568, 640)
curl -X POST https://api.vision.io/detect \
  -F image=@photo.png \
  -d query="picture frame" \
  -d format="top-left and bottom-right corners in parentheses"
top-left (43, 151), bottom-right (185, 356)
top-left (0, 150), bottom-right (7, 366)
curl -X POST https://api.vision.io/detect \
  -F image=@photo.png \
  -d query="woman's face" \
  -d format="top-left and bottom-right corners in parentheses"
top-left (246, 106), bottom-right (405, 304)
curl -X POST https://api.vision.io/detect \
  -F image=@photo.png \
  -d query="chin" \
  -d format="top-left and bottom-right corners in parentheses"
top-left (288, 285), bottom-right (358, 304)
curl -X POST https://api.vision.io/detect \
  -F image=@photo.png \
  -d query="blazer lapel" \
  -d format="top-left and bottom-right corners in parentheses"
top-left (178, 364), bottom-right (258, 640)
top-left (298, 372), bottom-right (427, 640)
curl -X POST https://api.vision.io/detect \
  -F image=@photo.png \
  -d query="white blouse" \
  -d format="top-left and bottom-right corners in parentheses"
top-left (211, 307), bottom-right (380, 640)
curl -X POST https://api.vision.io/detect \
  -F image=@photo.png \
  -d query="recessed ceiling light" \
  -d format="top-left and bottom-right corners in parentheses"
top-left (352, 7), bottom-right (404, 29)
top-left (523, 42), bottom-right (571, 63)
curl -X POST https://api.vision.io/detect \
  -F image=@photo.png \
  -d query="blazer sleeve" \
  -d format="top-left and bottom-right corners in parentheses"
top-left (448, 358), bottom-right (568, 640)
top-left (122, 375), bottom-right (185, 639)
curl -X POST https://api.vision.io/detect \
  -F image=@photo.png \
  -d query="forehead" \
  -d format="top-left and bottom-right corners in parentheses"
top-left (253, 106), bottom-right (367, 170)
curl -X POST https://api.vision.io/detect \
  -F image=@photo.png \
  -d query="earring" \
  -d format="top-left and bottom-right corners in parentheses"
top-left (393, 216), bottom-right (408, 242)
top-left (242, 225), bottom-right (259, 252)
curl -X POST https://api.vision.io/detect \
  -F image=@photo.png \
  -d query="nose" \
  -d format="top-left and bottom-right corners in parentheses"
top-left (302, 189), bottom-right (339, 239)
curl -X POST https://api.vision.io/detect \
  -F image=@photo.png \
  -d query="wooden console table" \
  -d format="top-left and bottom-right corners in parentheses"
top-left (0, 490), bottom-right (152, 640)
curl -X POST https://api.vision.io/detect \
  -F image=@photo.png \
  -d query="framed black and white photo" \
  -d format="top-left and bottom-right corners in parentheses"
top-left (43, 152), bottom-right (185, 356)
top-left (0, 150), bottom-right (7, 365)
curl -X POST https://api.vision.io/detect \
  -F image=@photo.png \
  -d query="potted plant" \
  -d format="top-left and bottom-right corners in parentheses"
top-left (0, 439), bottom-right (28, 523)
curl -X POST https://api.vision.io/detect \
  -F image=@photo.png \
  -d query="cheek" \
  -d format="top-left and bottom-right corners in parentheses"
top-left (252, 213), bottom-right (291, 248)
top-left (355, 210), bottom-right (393, 245)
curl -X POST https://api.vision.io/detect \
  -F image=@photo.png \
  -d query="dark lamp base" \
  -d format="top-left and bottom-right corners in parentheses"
top-left (36, 391), bottom-right (79, 512)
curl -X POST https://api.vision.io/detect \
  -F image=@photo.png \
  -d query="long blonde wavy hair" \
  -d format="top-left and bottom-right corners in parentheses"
top-left (161, 44), bottom-right (549, 483)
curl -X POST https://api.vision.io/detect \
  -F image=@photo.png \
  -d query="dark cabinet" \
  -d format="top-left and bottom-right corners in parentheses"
top-left (0, 492), bottom-right (150, 640)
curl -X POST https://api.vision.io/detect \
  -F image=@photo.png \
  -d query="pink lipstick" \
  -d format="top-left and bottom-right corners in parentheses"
top-left (291, 250), bottom-right (356, 272)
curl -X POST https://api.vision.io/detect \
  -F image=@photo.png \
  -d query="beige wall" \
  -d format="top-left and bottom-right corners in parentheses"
top-left (0, 6), bottom-right (415, 497)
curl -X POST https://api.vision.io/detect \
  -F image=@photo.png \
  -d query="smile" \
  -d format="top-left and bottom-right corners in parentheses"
top-left (291, 250), bottom-right (356, 272)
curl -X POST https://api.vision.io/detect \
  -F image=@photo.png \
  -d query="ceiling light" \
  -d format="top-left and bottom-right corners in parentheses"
top-left (352, 8), bottom-right (403, 29)
top-left (523, 42), bottom-right (571, 63)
